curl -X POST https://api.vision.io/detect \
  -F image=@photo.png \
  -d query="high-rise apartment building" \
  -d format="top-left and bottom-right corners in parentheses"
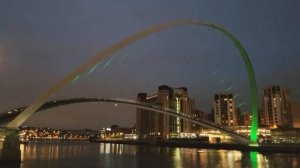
top-left (213, 93), bottom-right (238, 126)
top-left (261, 86), bottom-right (293, 128)
top-left (136, 85), bottom-right (193, 139)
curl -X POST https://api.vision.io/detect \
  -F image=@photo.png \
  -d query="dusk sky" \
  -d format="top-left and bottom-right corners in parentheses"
top-left (0, 1), bottom-right (299, 129)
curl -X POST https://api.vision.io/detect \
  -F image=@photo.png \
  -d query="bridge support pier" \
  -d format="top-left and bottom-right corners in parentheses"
top-left (0, 128), bottom-right (20, 163)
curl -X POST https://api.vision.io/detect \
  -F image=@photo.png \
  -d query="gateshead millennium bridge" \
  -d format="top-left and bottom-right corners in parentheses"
top-left (6, 19), bottom-right (259, 143)
top-left (0, 19), bottom-right (259, 162)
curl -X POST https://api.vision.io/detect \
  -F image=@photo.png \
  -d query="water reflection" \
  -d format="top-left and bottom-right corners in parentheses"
top-left (250, 152), bottom-right (258, 168)
top-left (1, 142), bottom-right (299, 168)
top-left (292, 157), bottom-right (299, 168)
top-left (172, 148), bottom-right (182, 168)
top-left (99, 143), bottom-right (125, 155)
top-left (196, 149), bottom-right (242, 167)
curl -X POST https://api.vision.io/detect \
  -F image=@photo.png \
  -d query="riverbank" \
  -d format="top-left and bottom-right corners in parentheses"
top-left (90, 139), bottom-right (300, 154)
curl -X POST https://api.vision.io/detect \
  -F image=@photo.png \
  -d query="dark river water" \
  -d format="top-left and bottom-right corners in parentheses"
top-left (1, 142), bottom-right (300, 168)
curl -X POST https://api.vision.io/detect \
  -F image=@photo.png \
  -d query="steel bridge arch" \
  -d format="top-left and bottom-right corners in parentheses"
top-left (7, 19), bottom-right (258, 143)
top-left (1, 98), bottom-right (250, 144)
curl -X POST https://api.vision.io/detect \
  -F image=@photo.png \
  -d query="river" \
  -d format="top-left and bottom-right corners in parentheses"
top-left (1, 141), bottom-right (300, 168)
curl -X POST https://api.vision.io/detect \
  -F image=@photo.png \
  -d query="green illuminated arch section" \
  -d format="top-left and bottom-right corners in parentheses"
top-left (7, 19), bottom-right (259, 144)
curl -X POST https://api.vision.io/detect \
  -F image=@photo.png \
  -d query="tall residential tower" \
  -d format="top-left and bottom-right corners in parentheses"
top-left (260, 86), bottom-right (293, 128)
top-left (213, 93), bottom-right (238, 127)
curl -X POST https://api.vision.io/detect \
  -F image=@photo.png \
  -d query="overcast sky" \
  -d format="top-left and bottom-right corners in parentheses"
top-left (0, 0), bottom-right (299, 129)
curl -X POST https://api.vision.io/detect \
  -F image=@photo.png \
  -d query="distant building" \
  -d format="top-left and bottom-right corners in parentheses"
top-left (237, 108), bottom-right (242, 126)
top-left (259, 108), bottom-right (266, 127)
top-left (291, 101), bottom-right (300, 128)
top-left (213, 93), bottom-right (238, 126)
top-left (99, 125), bottom-right (135, 140)
top-left (110, 125), bottom-right (134, 134)
top-left (207, 110), bottom-right (214, 123)
top-left (239, 111), bottom-right (252, 126)
top-left (191, 109), bottom-right (206, 132)
top-left (261, 86), bottom-right (293, 128)
top-left (136, 85), bottom-right (193, 139)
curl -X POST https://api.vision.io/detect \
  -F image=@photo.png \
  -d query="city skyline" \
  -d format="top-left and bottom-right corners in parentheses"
top-left (0, 1), bottom-right (299, 129)
top-left (2, 85), bottom-right (299, 130)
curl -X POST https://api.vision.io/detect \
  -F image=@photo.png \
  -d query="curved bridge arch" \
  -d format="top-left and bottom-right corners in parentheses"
top-left (1, 98), bottom-right (249, 144)
top-left (7, 19), bottom-right (258, 143)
